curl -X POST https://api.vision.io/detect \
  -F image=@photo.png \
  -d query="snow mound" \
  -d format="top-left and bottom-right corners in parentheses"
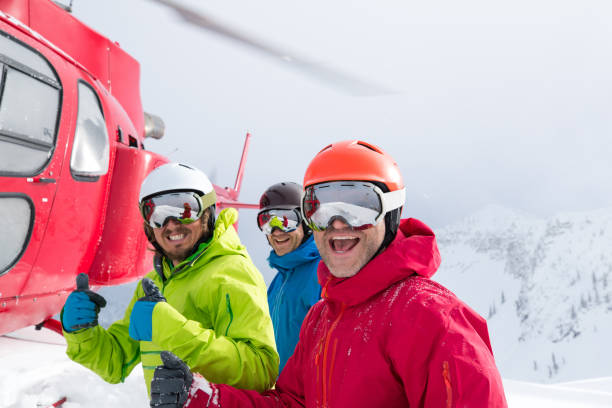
top-left (0, 327), bottom-right (147, 408)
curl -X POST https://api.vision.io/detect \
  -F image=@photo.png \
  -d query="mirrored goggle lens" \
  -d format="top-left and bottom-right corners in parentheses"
top-left (257, 209), bottom-right (300, 234)
top-left (141, 192), bottom-right (203, 228)
top-left (302, 182), bottom-right (382, 231)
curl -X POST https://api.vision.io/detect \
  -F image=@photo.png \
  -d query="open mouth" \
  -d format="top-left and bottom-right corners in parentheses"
top-left (165, 230), bottom-right (189, 244)
top-left (168, 233), bottom-right (185, 241)
top-left (329, 236), bottom-right (359, 253)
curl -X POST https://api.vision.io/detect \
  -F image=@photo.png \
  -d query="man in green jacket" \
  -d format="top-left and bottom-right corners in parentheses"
top-left (60, 163), bottom-right (279, 395)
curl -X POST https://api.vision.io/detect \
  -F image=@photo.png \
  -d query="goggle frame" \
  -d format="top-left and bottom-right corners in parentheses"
top-left (139, 190), bottom-right (216, 229)
top-left (301, 181), bottom-right (405, 231)
top-left (257, 208), bottom-right (302, 235)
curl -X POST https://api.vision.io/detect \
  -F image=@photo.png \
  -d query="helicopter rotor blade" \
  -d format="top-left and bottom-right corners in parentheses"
top-left (148, 0), bottom-right (392, 96)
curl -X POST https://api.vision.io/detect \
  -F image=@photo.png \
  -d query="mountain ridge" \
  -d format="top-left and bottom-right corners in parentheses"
top-left (433, 205), bottom-right (612, 382)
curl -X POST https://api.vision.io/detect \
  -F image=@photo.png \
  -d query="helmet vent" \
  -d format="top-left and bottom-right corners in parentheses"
top-left (357, 141), bottom-right (383, 154)
top-left (318, 144), bottom-right (333, 154)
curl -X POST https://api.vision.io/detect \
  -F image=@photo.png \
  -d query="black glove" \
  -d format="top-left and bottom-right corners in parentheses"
top-left (150, 351), bottom-right (193, 408)
top-left (141, 277), bottom-right (167, 302)
top-left (62, 273), bottom-right (107, 332)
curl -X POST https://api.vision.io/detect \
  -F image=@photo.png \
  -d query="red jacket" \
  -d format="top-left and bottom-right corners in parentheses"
top-left (188, 218), bottom-right (508, 407)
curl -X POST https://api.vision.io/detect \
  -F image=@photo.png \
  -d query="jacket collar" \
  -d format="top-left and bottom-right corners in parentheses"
top-left (318, 218), bottom-right (441, 306)
top-left (267, 235), bottom-right (320, 273)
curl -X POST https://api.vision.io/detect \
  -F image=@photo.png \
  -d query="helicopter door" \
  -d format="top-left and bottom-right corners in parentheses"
top-left (0, 31), bottom-right (62, 282)
top-left (22, 77), bottom-right (112, 297)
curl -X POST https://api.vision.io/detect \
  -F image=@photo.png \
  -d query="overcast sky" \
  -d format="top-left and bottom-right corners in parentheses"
top-left (73, 0), bottom-right (612, 282)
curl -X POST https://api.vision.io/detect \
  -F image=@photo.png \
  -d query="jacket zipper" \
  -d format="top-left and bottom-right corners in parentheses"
top-left (320, 302), bottom-right (346, 407)
top-left (272, 273), bottom-right (289, 331)
top-left (443, 360), bottom-right (452, 408)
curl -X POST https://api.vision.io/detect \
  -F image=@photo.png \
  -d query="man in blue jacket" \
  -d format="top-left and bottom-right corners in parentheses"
top-left (257, 182), bottom-right (322, 374)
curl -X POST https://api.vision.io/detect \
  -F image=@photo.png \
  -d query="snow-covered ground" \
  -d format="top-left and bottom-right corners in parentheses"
top-left (0, 327), bottom-right (148, 408)
top-left (2, 326), bottom-right (611, 407)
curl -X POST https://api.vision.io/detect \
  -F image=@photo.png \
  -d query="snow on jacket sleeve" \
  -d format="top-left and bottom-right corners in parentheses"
top-left (388, 291), bottom-right (508, 408)
top-left (185, 307), bottom-right (316, 408)
top-left (151, 254), bottom-right (279, 393)
top-left (63, 291), bottom-right (142, 384)
top-left (198, 346), bottom-right (306, 408)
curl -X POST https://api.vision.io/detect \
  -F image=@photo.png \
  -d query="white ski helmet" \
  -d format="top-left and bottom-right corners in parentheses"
top-left (139, 162), bottom-right (216, 206)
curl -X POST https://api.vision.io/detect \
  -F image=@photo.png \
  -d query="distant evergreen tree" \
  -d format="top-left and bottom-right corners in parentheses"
top-left (488, 304), bottom-right (497, 318)
top-left (552, 353), bottom-right (559, 374)
top-left (580, 295), bottom-right (587, 309)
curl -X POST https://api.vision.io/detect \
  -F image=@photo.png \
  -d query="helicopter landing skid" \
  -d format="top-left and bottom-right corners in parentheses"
top-left (35, 318), bottom-right (64, 337)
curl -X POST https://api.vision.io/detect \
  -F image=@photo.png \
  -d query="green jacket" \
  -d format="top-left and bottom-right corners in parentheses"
top-left (63, 208), bottom-right (279, 394)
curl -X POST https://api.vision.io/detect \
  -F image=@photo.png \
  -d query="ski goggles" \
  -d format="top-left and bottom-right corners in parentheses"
top-left (302, 181), bottom-right (405, 231)
top-left (140, 191), bottom-right (216, 229)
top-left (257, 209), bottom-right (301, 235)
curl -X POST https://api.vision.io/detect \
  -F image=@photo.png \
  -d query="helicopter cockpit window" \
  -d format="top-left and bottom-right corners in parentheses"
top-left (0, 195), bottom-right (34, 275)
top-left (0, 33), bottom-right (61, 176)
top-left (70, 81), bottom-right (109, 179)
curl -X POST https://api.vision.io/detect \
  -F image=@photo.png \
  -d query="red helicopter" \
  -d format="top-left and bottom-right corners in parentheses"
top-left (0, 0), bottom-right (260, 337)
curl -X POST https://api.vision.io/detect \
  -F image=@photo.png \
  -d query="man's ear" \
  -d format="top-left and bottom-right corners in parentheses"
top-left (200, 208), bottom-right (210, 229)
top-left (200, 208), bottom-right (215, 239)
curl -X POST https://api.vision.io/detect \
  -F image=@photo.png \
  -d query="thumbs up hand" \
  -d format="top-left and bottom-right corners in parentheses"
top-left (150, 351), bottom-right (194, 408)
top-left (61, 273), bottom-right (107, 332)
top-left (129, 278), bottom-right (166, 341)
top-left (150, 352), bottom-right (219, 408)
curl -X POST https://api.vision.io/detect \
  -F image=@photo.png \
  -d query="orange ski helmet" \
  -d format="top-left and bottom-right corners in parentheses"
top-left (303, 140), bottom-right (404, 192)
top-left (303, 140), bottom-right (404, 252)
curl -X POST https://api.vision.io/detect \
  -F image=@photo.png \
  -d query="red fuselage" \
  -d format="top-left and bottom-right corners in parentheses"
top-left (0, 0), bottom-right (168, 334)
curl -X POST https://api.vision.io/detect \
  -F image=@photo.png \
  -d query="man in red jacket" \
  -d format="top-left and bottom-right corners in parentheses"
top-left (150, 140), bottom-right (508, 408)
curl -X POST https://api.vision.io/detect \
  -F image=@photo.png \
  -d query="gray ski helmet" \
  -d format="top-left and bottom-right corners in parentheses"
top-left (258, 182), bottom-right (312, 239)
top-left (258, 182), bottom-right (303, 212)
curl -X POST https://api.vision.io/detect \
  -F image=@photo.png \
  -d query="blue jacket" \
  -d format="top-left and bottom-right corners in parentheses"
top-left (267, 235), bottom-right (321, 374)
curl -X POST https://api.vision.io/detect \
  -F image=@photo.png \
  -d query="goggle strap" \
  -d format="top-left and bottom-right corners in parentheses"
top-left (381, 188), bottom-right (405, 214)
top-left (200, 190), bottom-right (217, 210)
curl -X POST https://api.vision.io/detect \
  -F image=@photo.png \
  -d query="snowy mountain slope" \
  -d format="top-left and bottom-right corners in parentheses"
top-left (433, 205), bottom-right (612, 383)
